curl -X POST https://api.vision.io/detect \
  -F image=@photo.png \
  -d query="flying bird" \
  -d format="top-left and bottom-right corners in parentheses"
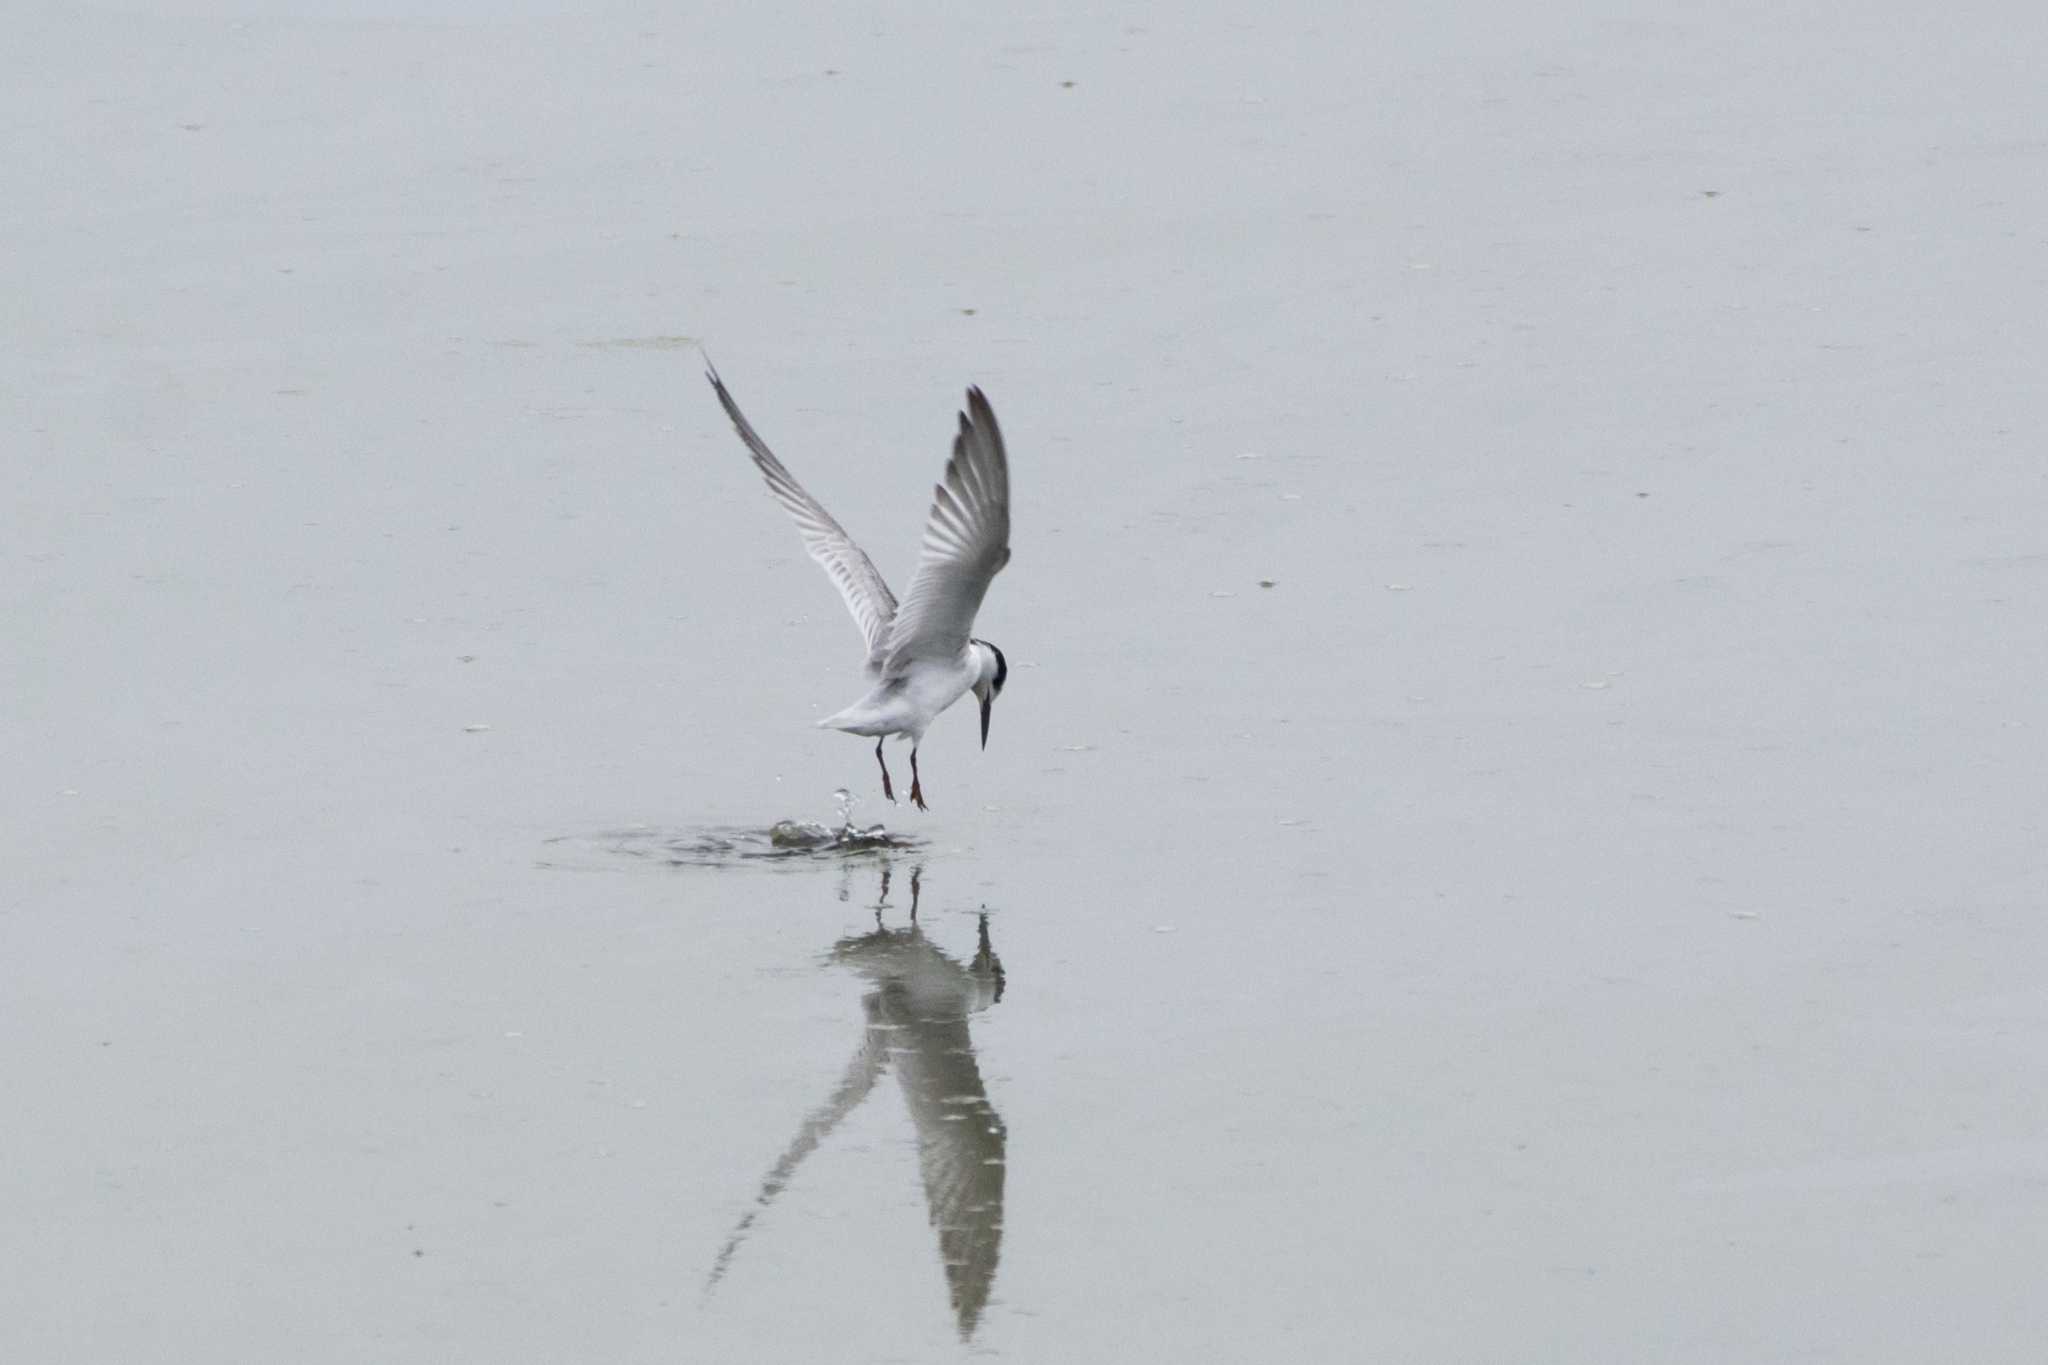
top-left (708, 364), bottom-right (1012, 811)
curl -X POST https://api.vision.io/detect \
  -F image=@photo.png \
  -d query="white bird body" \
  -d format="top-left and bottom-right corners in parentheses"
top-left (708, 364), bottom-right (1013, 810)
top-left (819, 642), bottom-right (1000, 743)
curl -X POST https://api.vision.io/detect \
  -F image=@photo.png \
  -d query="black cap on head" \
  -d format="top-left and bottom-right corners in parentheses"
top-left (973, 639), bottom-right (1008, 695)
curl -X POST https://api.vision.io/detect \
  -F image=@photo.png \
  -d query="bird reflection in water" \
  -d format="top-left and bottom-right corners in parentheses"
top-left (706, 864), bottom-right (1008, 1339)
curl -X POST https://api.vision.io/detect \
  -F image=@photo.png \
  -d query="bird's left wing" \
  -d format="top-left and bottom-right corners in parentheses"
top-left (881, 941), bottom-right (1007, 1340)
top-left (882, 387), bottom-right (1011, 674)
top-left (708, 364), bottom-right (899, 666)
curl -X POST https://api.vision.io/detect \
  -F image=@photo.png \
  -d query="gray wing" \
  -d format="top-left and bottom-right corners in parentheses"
top-left (704, 1025), bottom-right (889, 1294)
top-left (708, 364), bottom-right (898, 666)
top-left (882, 388), bottom-right (1012, 675)
top-left (876, 945), bottom-right (1007, 1340)
top-left (899, 1035), bottom-right (1006, 1339)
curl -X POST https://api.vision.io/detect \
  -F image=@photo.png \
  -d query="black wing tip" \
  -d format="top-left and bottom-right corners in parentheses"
top-left (703, 358), bottom-right (753, 432)
top-left (705, 362), bottom-right (779, 473)
top-left (956, 386), bottom-right (1005, 471)
top-left (710, 379), bottom-right (743, 431)
top-left (956, 387), bottom-right (1001, 443)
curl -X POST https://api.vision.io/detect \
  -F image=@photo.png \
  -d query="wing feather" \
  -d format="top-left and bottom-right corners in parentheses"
top-left (707, 364), bottom-right (898, 665)
top-left (883, 388), bottom-right (1012, 674)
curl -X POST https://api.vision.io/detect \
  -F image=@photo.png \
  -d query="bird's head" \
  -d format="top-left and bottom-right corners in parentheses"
top-left (969, 639), bottom-right (1008, 750)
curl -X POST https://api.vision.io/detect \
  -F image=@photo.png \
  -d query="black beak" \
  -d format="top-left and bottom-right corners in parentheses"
top-left (979, 691), bottom-right (993, 750)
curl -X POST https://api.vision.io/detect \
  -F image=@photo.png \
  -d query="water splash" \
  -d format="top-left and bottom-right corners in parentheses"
top-left (767, 785), bottom-right (896, 851)
top-left (543, 791), bottom-right (916, 870)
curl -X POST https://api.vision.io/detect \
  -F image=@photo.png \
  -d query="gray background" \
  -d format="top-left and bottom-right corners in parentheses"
top-left (6, 1), bottom-right (2046, 1360)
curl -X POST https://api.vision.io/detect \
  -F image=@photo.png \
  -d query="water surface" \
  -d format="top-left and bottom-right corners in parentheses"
top-left (6, 2), bottom-right (2048, 1361)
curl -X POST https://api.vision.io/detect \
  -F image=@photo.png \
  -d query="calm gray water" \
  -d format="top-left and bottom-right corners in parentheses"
top-left (7, 2), bottom-right (2048, 1360)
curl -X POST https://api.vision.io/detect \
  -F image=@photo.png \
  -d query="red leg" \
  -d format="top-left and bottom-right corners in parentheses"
top-left (908, 748), bottom-right (928, 812)
top-left (875, 738), bottom-right (895, 803)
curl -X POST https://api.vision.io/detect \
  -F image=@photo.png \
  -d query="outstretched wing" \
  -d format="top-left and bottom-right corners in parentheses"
top-left (866, 929), bottom-right (1007, 1341)
top-left (708, 364), bottom-right (898, 666)
top-left (882, 388), bottom-right (1012, 675)
top-left (703, 1026), bottom-right (889, 1295)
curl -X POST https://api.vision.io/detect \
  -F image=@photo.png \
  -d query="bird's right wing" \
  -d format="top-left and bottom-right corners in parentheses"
top-left (708, 364), bottom-right (898, 665)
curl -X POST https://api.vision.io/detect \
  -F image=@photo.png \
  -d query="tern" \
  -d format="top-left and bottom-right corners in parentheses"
top-left (708, 364), bottom-right (1012, 811)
